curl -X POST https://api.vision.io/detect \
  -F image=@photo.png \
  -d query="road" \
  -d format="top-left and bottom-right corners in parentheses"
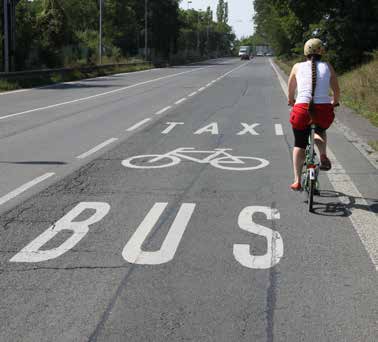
top-left (0, 57), bottom-right (377, 342)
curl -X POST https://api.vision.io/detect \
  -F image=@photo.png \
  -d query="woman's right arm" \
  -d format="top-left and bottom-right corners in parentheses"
top-left (328, 63), bottom-right (340, 105)
top-left (288, 64), bottom-right (298, 106)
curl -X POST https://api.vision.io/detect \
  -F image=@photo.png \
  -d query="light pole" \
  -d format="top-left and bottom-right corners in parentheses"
top-left (187, 0), bottom-right (192, 10)
top-left (197, 9), bottom-right (202, 52)
top-left (99, 0), bottom-right (102, 64)
top-left (3, 0), bottom-right (10, 72)
top-left (145, 0), bottom-right (148, 60)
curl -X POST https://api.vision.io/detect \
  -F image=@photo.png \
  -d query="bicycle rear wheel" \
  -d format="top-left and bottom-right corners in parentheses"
top-left (308, 179), bottom-right (315, 212)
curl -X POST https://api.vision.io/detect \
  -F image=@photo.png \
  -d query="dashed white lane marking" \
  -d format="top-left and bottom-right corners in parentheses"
top-left (188, 91), bottom-right (197, 97)
top-left (76, 138), bottom-right (118, 159)
top-left (270, 57), bottom-right (378, 271)
top-left (126, 118), bottom-right (151, 132)
top-left (155, 106), bottom-right (172, 115)
top-left (175, 98), bottom-right (187, 105)
top-left (0, 173), bottom-right (55, 206)
top-left (0, 67), bottom-right (207, 121)
top-left (275, 124), bottom-right (284, 135)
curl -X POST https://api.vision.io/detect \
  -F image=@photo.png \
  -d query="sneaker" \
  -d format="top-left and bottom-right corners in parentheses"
top-left (290, 182), bottom-right (302, 191)
top-left (320, 154), bottom-right (332, 171)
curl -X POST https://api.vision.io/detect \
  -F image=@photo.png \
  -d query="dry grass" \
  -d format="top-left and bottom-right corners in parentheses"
top-left (0, 63), bottom-right (151, 92)
top-left (339, 56), bottom-right (378, 127)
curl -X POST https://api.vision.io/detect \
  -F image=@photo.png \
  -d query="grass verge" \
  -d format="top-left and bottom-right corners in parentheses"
top-left (0, 63), bottom-right (152, 92)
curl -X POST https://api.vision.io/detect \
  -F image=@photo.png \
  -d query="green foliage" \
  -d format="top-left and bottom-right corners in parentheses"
top-left (2, 0), bottom-right (235, 71)
top-left (253, 0), bottom-right (378, 72)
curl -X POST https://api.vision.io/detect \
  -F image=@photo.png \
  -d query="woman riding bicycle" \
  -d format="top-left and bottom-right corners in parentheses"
top-left (287, 38), bottom-right (340, 191)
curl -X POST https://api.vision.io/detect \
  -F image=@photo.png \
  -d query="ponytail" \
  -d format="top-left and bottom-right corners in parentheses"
top-left (309, 55), bottom-right (317, 116)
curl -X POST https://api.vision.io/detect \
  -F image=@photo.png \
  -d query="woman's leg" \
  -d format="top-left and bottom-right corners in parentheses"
top-left (293, 147), bottom-right (306, 183)
top-left (314, 130), bottom-right (327, 156)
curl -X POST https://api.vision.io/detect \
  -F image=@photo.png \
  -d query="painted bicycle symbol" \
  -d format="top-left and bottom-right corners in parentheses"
top-left (122, 147), bottom-right (269, 171)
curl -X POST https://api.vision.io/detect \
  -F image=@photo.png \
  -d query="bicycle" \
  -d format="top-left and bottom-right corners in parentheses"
top-left (122, 147), bottom-right (269, 171)
top-left (301, 123), bottom-right (320, 212)
top-left (301, 103), bottom-right (339, 212)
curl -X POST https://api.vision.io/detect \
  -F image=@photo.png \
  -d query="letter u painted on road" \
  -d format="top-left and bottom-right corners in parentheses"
top-left (10, 202), bottom-right (110, 263)
top-left (123, 202), bottom-right (196, 265)
top-left (233, 206), bottom-right (284, 269)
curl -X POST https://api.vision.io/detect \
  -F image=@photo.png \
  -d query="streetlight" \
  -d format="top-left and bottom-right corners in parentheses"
top-left (99, 0), bottom-right (102, 64)
top-left (197, 9), bottom-right (202, 51)
top-left (145, 0), bottom-right (148, 60)
top-left (187, 0), bottom-right (192, 10)
top-left (3, 0), bottom-right (10, 72)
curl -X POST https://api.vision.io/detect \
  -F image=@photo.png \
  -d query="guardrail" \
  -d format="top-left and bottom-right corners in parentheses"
top-left (0, 62), bottom-right (151, 81)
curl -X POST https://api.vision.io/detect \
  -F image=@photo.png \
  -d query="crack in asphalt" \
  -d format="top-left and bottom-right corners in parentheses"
top-left (87, 132), bottom-right (228, 342)
top-left (266, 201), bottom-right (279, 342)
top-left (0, 265), bottom-right (128, 273)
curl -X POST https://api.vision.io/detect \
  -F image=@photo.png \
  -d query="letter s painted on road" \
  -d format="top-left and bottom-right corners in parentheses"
top-left (233, 206), bottom-right (284, 269)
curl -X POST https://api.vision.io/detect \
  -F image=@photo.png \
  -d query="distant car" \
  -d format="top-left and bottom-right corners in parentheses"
top-left (240, 54), bottom-right (250, 60)
top-left (256, 52), bottom-right (264, 56)
top-left (265, 52), bottom-right (273, 56)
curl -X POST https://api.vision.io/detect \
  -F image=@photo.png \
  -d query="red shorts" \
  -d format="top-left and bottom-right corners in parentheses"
top-left (290, 103), bottom-right (335, 130)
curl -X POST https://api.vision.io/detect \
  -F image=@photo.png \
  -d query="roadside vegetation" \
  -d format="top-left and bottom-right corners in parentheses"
top-left (0, 0), bottom-right (235, 73)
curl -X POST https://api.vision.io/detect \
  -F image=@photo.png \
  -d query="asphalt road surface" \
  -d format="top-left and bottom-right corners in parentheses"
top-left (0, 58), bottom-right (377, 342)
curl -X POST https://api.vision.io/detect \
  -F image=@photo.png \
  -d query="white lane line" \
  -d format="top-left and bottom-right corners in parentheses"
top-left (155, 106), bottom-right (172, 115)
top-left (188, 91), bottom-right (197, 97)
top-left (270, 58), bottom-right (378, 271)
top-left (275, 124), bottom-right (284, 136)
top-left (175, 98), bottom-right (187, 105)
top-left (0, 173), bottom-right (55, 206)
top-left (76, 138), bottom-right (118, 159)
top-left (126, 118), bottom-right (151, 132)
top-left (206, 83), bottom-right (212, 87)
top-left (0, 67), bottom-right (207, 121)
top-left (198, 87), bottom-right (206, 92)
top-left (327, 149), bottom-right (378, 270)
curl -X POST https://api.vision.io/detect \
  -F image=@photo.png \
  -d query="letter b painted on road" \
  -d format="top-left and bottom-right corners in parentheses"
top-left (10, 202), bottom-right (110, 263)
top-left (233, 206), bottom-right (284, 269)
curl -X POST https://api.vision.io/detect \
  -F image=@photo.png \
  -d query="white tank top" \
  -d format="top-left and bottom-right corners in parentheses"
top-left (295, 61), bottom-right (331, 104)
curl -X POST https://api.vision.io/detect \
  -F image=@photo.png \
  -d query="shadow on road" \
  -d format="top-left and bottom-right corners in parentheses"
top-left (0, 161), bottom-right (67, 165)
top-left (309, 190), bottom-right (378, 217)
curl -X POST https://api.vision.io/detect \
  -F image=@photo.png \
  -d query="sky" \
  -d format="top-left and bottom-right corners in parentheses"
top-left (179, 0), bottom-right (255, 39)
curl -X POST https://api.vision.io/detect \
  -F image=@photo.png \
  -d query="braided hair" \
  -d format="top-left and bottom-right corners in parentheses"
top-left (308, 54), bottom-right (321, 116)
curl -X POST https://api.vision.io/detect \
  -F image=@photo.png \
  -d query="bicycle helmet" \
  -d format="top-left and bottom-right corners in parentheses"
top-left (304, 38), bottom-right (323, 56)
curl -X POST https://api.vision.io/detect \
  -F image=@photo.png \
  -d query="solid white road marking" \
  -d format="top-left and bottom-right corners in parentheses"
top-left (198, 87), bottom-right (206, 92)
top-left (275, 124), bottom-right (284, 135)
top-left (234, 206), bottom-right (283, 269)
top-left (327, 149), bottom-right (378, 269)
top-left (76, 138), bottom-right (118, 159)
top-left (155, 106), bottom-right (172, 115)
top-left (175, 98), bottom-right (187, 105)
top-left (126, 118), bottom-right (151, 132)
top-left (188, 91), bottom-right (197, 97)
top-left (237, 123), bottom-right (260, 136)
top-left (123, 202), bottom-right (196, 265)
top-left (194, 123), bottom-right (219, 135)
top-left (162, 122), bottom-right (184, 134)
top-left (270, 58), bottom-right (378, 271)
top-left (0, 173), bottom-right (55, 206)
top-left (10, 202), bottom-right (111, 263)
top-left (0, 67), bottom-right (207, 121)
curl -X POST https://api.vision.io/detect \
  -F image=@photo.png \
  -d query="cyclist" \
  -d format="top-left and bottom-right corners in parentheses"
top-left (287, 38), bottom-right (340, 191)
